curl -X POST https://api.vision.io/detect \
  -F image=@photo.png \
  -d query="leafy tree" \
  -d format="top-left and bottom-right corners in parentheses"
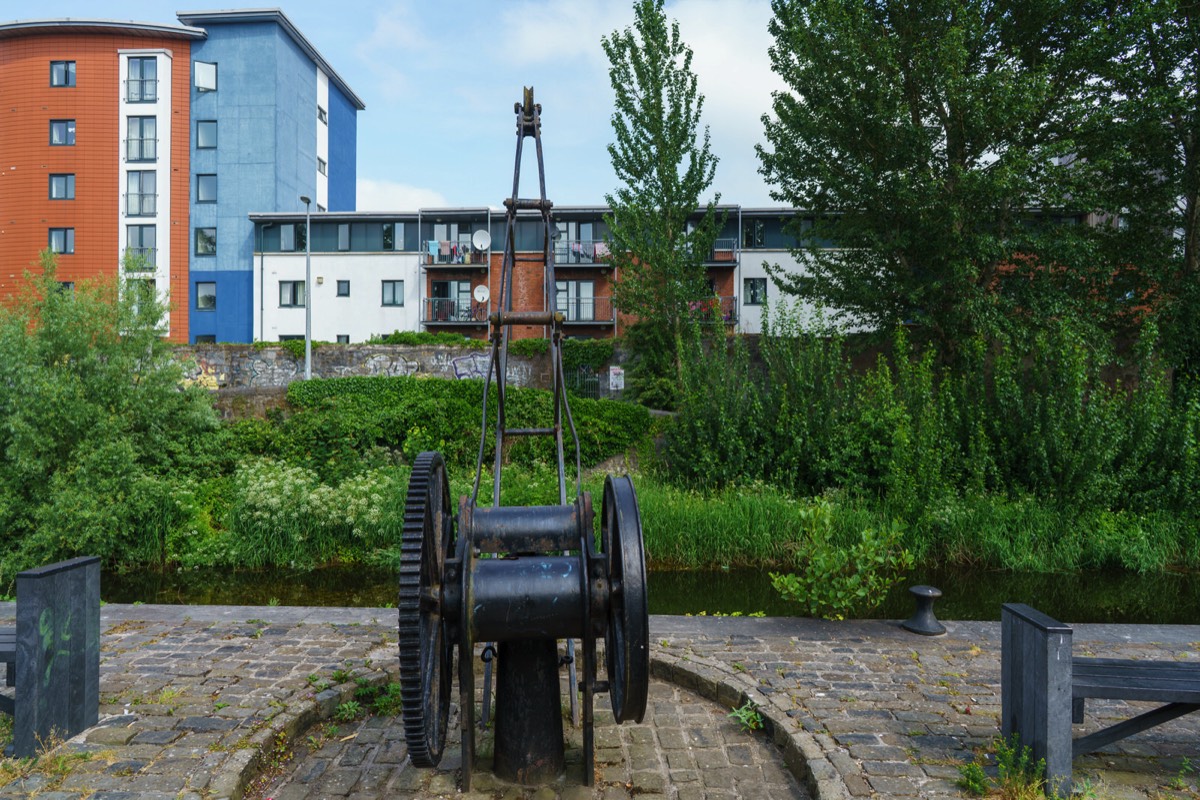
top-left (757, 0), bottom-right (1106, 353)
top-left (1080, 1), bottom-right (1200, 376)
top-left (0, 251), bottom-right (220, 586)
top-left (602, 0), bottom-right (722, 391)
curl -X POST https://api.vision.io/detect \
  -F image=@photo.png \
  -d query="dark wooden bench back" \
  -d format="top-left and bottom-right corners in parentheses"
top-left (7, 556), bottom-right (101, 757)
top-left (1000, 602), bottom-right (1074, 798)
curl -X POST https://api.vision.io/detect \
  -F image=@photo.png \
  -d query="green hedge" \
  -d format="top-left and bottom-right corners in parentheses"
top-left (284, 375), bottom-right (652, 480)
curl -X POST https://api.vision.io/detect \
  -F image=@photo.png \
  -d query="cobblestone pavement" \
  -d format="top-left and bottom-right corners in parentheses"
top-left (247, 678), bottom-right (808, 800)
top-left (0, 605), bottom-right (1198, 800)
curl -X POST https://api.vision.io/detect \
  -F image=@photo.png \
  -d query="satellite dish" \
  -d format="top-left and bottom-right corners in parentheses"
top-left (472, 229), bottom-right (492, 251)
top-left (473, 284), bottom-right (491, 304)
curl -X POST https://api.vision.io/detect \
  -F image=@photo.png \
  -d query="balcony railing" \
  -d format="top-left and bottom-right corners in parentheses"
top-left (556, 296), bottom-right (615, 324)
top-left (708, 238), bottom-right (738, 264)
top-left (125, 193), bottom-right (157, 217)
top-left (423, 241), bottom-right (488, 266)
top-left (124, 247), bottom-right (157, 269)
top-left (554, 239), bottom-right (610, 266)
top-left (690, 295), bottom-right (738, 324)
top-left (125, 79), bottom-right (158, 103)
top-left (125, 137), bottom-right (158, 162)
top-left (422, 298), bottom-right (489, 324)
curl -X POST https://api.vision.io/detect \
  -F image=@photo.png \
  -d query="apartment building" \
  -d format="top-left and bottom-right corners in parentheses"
top-left (0, 19), bottom-right (202, 340)
top-left (0, 11), bottom-right (363, 344)
top-left (249, 205), bottom-right (829, 343)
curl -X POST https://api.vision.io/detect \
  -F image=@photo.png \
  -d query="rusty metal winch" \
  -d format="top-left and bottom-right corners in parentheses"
top-left (396, 87), bottom-right (650, 788)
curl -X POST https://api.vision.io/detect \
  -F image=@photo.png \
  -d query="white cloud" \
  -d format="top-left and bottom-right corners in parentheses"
top-left (357, 179), bottom-right (448, 211)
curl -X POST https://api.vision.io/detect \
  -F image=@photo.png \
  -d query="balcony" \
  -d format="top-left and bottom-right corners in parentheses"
top-left (690, 296), bottom-right (738, 324)
top-left (422, 298), bottom-right (489, 324)
top-left (124, 247), bottom-right (157, 269)
top-left (125, 79), bottom-right (158, 104)
top-left (557, 296), bottom-right (616, 325)
top-left (554, 239), bottom-right (610, 266)
top-left (423, 241), bottom-right (488, 266)
top-left (125, 137), bottom-right (158, 162)
top-left (707, 238), bottom-right (738, 265)
top-left (125, 193), bottom-right (157, 217)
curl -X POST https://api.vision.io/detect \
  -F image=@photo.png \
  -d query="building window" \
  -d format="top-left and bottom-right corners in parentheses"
top-left (126, 225), bottom-right (157, 268)
top-left (744, 278), bottom-right (768, 305)
top-left (281, 222), bottom-right (307, 252)
top-left (381, 280), bottom-right (404, 307)
top-left (195, 227), bottom-right (216, 255)
top-left (195, 61), bottom-right (217, 92)
top-left (194, 334), bottom-right (216, 343)
top-left (383, 222), bottom-right (396, 250)
top-left (338, 223), bottom-right (349, 250)
top-left (743, 220), bottom-right (765, 249)
top-left (197, 174), bottom-right (217, 203)
top-left (196, 282), bottom-right (216, 311)
top-left (336, 280), bottom-right (350, 297)
top-left (126, 116), bottom-right (157, 162)
top-left (50, 60), bottom-right (75, 87)
top-left (318, 105), bottom-right (328, 124)
top-left (49, 174), bottom-right (75, 200)
top-left (317, 157), bottom-right (327, 176)
top-left (555, 279), bottom-right (595, 321)
top-left (49, 228), bottom-right (75, 254)
top-left (279, 281), bottom-right (306, 308)
top-left (126, 170), bottom-right (156, 216)
top-left (50, 119), bottom-right (75, 146)
top-left (279, 335), bottom-right (304, 342)
top-left (336, 334), bottom-right (349, 344)
top-left (58, 281), bottom-right (75, 293)
top-left (127, 56), bottom-right (157, 102)
top-left (197, 120), bottom-right (217, 149)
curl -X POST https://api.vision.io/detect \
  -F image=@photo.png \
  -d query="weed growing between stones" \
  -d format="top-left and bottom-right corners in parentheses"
top-left (728, 699), bottom-right (763, 733)
top-left (958, 733), bottom-right (1061, 800)
top-left (0, 734), bottom-right (92, 791)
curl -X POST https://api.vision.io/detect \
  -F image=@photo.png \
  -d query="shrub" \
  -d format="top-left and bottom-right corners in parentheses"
top-left (769, 498), bottom-right (912, 619)
top-left (0, 253), bottom-right (220, 588)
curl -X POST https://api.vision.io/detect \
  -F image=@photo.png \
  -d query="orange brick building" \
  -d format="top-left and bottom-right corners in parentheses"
top-left (0, 20), bottom-right (201, 341)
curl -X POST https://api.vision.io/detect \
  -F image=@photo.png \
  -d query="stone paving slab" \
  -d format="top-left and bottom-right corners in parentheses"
top-left (0, 604), bottom-right (1198, 799)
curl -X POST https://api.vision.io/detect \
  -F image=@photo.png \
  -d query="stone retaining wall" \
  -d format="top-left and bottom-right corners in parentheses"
top-left (177, 344), bottom-right (554, 392)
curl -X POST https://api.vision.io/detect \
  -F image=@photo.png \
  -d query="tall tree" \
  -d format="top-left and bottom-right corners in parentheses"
top-left (757, 0), bottom-right (1105, 352)
top-left (1081, 1), bottom-right (1200, 376)
top-left (602, 0), bottom-right (721, 399)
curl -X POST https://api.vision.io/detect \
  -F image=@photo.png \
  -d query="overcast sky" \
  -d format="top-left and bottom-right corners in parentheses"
top-left (12, 1), bottom-right (785, 210)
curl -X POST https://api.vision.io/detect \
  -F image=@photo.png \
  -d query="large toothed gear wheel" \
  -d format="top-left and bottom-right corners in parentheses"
top-left (601, 475), bottom-right (649, 723)
top-left (398, 451), bottom-right (455, 766)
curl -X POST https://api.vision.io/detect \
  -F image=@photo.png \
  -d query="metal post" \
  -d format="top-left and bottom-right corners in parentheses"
top-left (493, 639), bottom-right (565, 784)
top-left (300, 195), bottom-right (312, 380)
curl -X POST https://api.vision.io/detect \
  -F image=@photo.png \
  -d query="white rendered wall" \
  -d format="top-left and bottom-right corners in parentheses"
top-left (256, 251), bottom-right (421, 342)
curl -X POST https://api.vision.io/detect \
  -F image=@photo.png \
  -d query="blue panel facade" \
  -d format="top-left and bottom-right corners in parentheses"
top-left (184, 12), bottom-right (359, 343)
top-left (328, 86), bottom-right (357, 211)
top-left (189, 270), bottom-right (253, 343)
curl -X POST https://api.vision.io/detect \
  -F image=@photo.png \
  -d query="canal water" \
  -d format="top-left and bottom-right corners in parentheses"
top-left (101, 564), bottom-right (1200, 624)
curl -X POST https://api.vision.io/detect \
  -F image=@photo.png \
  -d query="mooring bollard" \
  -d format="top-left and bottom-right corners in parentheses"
top-left (901, 585), bottom-right (946, 636)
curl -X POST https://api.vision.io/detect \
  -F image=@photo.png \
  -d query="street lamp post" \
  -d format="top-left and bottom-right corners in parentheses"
top-left (300, 195), bottom-right (312, 380)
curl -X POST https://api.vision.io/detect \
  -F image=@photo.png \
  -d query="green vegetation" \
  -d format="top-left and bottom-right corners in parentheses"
top-left (368, 330), bottom-right (487, 348)
top-left (959, 734), bottom-right (1053, 800)
top-left (664, 308), bottom-right (1200, 577)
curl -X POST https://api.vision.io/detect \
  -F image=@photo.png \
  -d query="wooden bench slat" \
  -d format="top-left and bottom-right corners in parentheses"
top-left (1074, 659), bottom-right (1200, 703)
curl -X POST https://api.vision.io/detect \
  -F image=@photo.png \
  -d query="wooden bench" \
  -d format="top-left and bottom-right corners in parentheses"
top-left (0, 556), bottom-right (100, 757)
top-left (1001, 603), bottom-right (1200, 797)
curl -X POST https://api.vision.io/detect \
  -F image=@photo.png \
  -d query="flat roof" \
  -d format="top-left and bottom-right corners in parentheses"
top-left (176, 8), bottom-right (365, 110)
top-left (0, 18), bottom-right (206, 40)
